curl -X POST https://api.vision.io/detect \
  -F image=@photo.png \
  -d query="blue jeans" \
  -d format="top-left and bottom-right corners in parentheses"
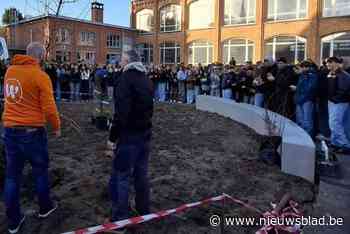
top-left (70, 82), bottom-right (81, 101)
top-left (158, 82), bottom-right (166, 102)
top-left (110, 131), bottom-right (151, 221)
top-left (187, 89), bottom-right (195, 104)
top-left (328, 101), bottom-right (350, 148)
top-left (254, 93), bottom-right (264, 107)
top-left (3, 128), bottom-right (53, 227)
top-left (223, 89), bottom-right (232, 99)
top-left (153, 82), bottom-right (159, 101)
top-left (296, 101), bottom-right (314, 137)
top-left (56, 80), bottom-right (61, 101)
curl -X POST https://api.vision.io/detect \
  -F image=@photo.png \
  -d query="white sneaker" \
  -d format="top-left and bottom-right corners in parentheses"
top-left (8, 216), bottom-right (25, 234)
top-left (38, 204), bottom-right (58, 218)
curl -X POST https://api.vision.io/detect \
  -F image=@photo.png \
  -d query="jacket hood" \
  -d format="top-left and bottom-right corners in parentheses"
top-left (123, 62), bottom-right (147, 73)
top-left (11, 55), bottom-right (39, 66)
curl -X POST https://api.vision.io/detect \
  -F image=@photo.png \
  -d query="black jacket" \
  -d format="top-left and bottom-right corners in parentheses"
top-left (328, 69), bottom-right (350, 103)
top-left (109, 62), bottom-right (154, 142)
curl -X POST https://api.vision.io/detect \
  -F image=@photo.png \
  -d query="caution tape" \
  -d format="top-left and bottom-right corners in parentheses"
top-left (61, 193), bottom-right (303, 234)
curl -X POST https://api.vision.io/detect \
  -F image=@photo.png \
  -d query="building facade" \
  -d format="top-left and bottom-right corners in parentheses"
top-left (131, 0), bottom-right (350, 65)
top-left (4, 2), bottom-right (136, 64)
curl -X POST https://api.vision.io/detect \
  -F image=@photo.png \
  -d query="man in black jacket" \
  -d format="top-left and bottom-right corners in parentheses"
top-left (109, 50), bottom-right (153, 227)
top-left (327, 57), bottom-right (350, 153)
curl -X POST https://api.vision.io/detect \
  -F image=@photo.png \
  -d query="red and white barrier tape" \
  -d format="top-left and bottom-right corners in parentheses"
top-left (62, 193), bottom-right (302, 234)
top-left (62, 194), bottom-right (227, 234)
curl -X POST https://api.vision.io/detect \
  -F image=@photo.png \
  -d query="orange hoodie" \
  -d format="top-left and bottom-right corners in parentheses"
top-left (2, 55), bottom-right (61, 132)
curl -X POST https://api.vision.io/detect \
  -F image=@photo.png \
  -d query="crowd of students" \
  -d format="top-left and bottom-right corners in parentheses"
top-left (1, 56), bottom-right (349, 153)
top-left (145, 57), bottom-right (350, 153)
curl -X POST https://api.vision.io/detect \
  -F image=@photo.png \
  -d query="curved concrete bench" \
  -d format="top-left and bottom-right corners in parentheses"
top-left (196, 95), bottom-right (316, 183)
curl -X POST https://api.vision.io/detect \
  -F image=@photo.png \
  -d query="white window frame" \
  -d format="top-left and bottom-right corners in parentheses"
top-left (160, 42), bottom-right (181, 64)
top-left (323, 0), bottom-right (350, 17)
top-left (268, 0), bottom-right (308, 21)
top-left (107, 33), bottom-right (120, 48)
top-left (320, 32), bottom-right (350, 62)
top-left (188, 41), bottom-right (214, 65)
top-left (189, 0), bottom-right (214, 29)
top-left (265, 36), bottom-right (307, 63)
top-left (223, 39), bottom-right (255, 64)
top-left (224, 0), bottom-right (256, 26)
top-left (160, 5), bottom-right (182, 33)
top-left (136, 43), bottom-right (154, 64)
top-left (80, 31), bottom-right (96, 46)
top-left (136, 9), bottom-right (154, 32)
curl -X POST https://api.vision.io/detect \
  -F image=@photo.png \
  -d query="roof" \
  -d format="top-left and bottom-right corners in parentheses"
top-left (5, 14), bottom-right (136, 32)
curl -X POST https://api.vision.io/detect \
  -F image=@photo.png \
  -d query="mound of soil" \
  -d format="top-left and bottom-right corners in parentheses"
top-left (0, 103), bottom-right (315, 234)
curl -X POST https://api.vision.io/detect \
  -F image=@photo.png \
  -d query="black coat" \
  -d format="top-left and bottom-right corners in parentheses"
top-left (328, 69), bottom-right (350, 103)
top-left (109, 66), bottom-right (154, 142)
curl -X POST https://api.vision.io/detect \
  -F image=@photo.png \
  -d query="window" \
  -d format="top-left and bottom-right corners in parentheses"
top-left (56, 28), bottom-right (70, 44)
top-left (77, 50), bottom-right (96, 64)
top-left (188, 41), bottom-right (213, 65)
top-left (136, 9), bottom-right (154, 32)
top-left (107, 33), bottom-right (120, 48)
top-left (160, 42), bottom-right (181, 64)
top-left (224, 0), bottom-right (256, 25)
top-left (189, 0), bottom-right (214, 29)
top-left (106, 53), bottom-right (121, 64)
top-left (321, 32), bottom-right (350, 63)
top-left (136, 43), bottom-right (154, 64)
top-left (265, 36), bottom-right (306, 64)
top-left (223, 39), bottom-right (254, 64)
top-left (268, 0), bottom-right (307, 21)
top-left (160, 5), bottom-right (181, 32)
top-left (56, 50), bottom-right (71, 63)
top-left (323, 0), bottom-right (350, 17)
top-left (79, 31), bottom-right (96, 46)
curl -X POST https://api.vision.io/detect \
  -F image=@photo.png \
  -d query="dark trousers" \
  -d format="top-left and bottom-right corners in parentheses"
top-left (3, 127), bottom-right (53, 227)
top-left (316, 99), bottom-right (331, 137)
top-left (110, 130), bottom-right (151, 221)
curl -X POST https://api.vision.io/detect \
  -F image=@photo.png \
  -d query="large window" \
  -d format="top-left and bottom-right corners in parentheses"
top-left (265, 36), bottom-right (306, 63)
top-left (106, 53), bottom-right (121, 65)
top-left (79, 31), bottom-right (96, 46)
top-left (107, 33), bottom-right (120, 48)
top-left (136, 9), bottom-right (154, 32)
top-left (136, 43), bottom-right (154, 64)
top-left (160, 42), bottom-right (181, 64)
top-left (56, 50), bottom-right (71, 63)
top-left (321, 32), bottom-right (350, 63)
top-left (224, 0), bottom-right (256, 25)
top-left (323, 0), bottom-right (350, 17)
top-left (77, 51), bottom-right (96, 64)
top-left (268, 0), bottom-right (307, 21)
top-left (188, 41), bottom-right (213, 65)
top-left (56, 28), bottom-right (70, 44)
top-left (223, 39), bottom-right (254, 64)
top-left (189, 0), bottom-right (214, 29)
top-left (160, 5), bottom-right (181, 32)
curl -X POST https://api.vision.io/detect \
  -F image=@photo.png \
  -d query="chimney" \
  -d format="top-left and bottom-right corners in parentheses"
top-left (91, 1), bottom-right (104, 23)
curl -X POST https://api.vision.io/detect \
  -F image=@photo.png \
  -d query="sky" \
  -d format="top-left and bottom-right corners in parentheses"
top-left (0, 0), bottom-right (131, 26)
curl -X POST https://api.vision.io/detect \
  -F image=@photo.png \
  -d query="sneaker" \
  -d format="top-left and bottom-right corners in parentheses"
top-left (8, 215), bottom-right (25, 234)
top-left (38, 203), bottom-right (58, 218)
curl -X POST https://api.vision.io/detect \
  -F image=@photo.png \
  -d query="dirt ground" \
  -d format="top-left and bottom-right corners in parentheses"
top-left (0, 102), bottom-right (316, 234)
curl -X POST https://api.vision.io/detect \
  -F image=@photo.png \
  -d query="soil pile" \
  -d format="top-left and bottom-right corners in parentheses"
top-left (0, 103), bottom-right (315, 234)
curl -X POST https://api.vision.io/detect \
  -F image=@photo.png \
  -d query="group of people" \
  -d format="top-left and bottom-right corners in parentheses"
top-left (146, 58), bottom-right (350, 153)
top-left (1, 39), bottom-right (350, 234)
top-left (43, 63), bottom-right (123, 102)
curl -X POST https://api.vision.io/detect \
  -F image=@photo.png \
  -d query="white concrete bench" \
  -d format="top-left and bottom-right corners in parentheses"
top-left (196, 95), bottom-right (316, 183)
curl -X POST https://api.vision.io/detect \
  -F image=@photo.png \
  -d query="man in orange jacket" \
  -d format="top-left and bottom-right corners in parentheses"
top-left (2, 42), bottom-right (61, 234)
